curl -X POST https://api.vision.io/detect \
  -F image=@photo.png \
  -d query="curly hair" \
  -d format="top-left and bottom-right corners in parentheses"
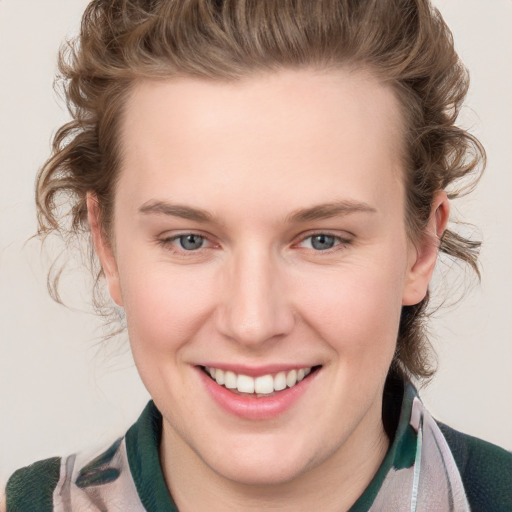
top-left (36, 0), bottom-right (485, 381)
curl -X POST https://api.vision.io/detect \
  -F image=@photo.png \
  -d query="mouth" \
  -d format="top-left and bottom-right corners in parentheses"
top-left (201, 365), bottom-right (321, 398)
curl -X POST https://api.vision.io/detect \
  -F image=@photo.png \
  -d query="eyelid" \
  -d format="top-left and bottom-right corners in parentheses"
top-left (295, 229), bottom-right (353, 242)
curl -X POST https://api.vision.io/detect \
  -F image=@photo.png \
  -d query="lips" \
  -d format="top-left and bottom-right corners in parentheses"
top-left (198, 364), bottom-right (321, 420)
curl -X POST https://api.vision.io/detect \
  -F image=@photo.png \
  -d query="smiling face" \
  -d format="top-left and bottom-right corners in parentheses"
top-left (89, 68), bottom-right (446, 500)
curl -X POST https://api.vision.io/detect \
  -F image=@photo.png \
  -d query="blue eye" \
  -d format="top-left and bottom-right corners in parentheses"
top-left (308, 234), bottom-right (338, 251)
top-left (177, 234), bottom-right (205, 250)
top-left (297, 233), bottom-right (351, 252)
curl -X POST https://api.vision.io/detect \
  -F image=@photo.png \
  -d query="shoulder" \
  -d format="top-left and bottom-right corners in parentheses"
top-left (3, 456), bottom-right (61, 512)
top-left (3, 436), bottom-right (144, 512)
top-left (438, 422), bottom-right (512, 511)
top-left (2, 403), bottom-right (161, 511)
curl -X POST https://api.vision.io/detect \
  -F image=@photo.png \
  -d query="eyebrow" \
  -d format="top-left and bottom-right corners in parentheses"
top-left (285, 200), bottom-right (377, 223)
top-left (139, 201), bottom-right (213, 222)
top-left (138, 199), bottom-right (377, 223)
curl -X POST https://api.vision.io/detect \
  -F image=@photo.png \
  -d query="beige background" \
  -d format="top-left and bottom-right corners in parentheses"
top-left (1, 0), bottom-right (511, 478)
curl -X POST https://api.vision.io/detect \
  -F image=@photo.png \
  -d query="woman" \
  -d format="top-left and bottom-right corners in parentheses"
top-left (2, 0), bottom-right (511, 510)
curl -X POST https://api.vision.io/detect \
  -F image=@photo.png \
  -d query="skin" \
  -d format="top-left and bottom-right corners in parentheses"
top-left (89, 68), bottom-right (449, 511)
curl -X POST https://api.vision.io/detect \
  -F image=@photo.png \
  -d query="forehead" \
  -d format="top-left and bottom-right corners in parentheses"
top-left (118, 68), bottom-right (405, 218)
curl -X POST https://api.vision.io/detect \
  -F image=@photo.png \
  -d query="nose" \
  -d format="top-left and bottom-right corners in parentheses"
top-left (216, 246), bottom-right (295, 348)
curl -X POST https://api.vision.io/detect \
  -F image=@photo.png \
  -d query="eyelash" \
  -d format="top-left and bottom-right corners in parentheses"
top-left (157, 231), bottom-right (352, 256)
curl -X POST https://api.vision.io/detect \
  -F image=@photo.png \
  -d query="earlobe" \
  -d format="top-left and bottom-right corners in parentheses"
top-left (402, 191), bottom-right (450, 306)
top-left (86, 193), bottom-right (124, 307)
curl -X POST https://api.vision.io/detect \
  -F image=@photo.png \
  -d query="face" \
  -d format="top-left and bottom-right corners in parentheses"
top-left (90, 68), bottom-right (444, 487)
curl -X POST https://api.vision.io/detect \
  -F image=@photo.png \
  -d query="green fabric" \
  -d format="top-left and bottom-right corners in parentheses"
top-left (348, 382), bottom-right (417, 511)
top-left (439, 423), bottom-right (512, 512)
top-left (5, 457), bottom-right (61, 512)
top-left (125, 401), bottom-right (179, 512)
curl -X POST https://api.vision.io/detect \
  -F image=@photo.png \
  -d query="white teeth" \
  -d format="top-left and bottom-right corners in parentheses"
top-left (206, 366), bottom-right (314, 395)
top-left (255, 375), bottom-right (274, 394)
top-left (274, 371), bottom-right (287, 391)
top-left (237, 374), bottom-right (255, 393)
top-left (286, 369), bottom-right (297, 388)
top-left (224, 371), bottom-right (237, 389)
top-left (215, 369), bottom-right (225, 385)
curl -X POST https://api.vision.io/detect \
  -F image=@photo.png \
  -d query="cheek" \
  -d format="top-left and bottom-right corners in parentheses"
top-left (117, 257), bottom-right (216, 354)
top-left (293, 258), bottom-right (406, 356)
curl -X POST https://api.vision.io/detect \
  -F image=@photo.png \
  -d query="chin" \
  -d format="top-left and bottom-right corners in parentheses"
top-left (200, 438), bottom-right (324, 487)
top-left (214, 459), bottom-right (310, 487)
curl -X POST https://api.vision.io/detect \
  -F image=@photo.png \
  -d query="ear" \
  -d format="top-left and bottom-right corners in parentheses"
top-left (87, 192), bottom-right (124, 307)
top-left (402, 190), bottom-right (450, 306)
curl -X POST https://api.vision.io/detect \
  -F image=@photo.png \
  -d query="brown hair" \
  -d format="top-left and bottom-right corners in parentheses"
top-left (36, 0), bottom-right (484, 381)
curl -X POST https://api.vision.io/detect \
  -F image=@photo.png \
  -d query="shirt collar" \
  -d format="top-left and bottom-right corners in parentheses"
top-left (124, 378), bottom-right (465, 511)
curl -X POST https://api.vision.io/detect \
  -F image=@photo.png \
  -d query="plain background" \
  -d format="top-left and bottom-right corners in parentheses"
top-left (1, 0), bottom-right (511, 480)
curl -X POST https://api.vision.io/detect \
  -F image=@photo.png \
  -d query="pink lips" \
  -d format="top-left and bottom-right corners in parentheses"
top-left (197, 366), bottom-right (318, 420)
